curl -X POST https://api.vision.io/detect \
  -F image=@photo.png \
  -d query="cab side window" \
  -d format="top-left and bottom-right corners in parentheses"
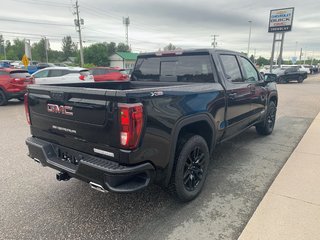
top-left (220, 54), bottom-right (243, 83)
top-left (240, 57), bottom-right (259, 82)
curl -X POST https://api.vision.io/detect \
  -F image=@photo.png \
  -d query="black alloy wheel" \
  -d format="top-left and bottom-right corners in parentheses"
top-left (168, 135), bottom-right (210, 202)
top-left (183, 146), bottom-right (206, 191)
top-left (256, 101), bottom-right (277, 135)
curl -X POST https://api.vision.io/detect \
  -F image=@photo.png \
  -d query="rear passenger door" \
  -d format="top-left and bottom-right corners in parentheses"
top-left (219, 54), bottom-right (255, 139)
top-left (238, 56), bottom-right (267, 123)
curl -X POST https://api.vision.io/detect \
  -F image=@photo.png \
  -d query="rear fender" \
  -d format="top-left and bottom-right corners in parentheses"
top-left (163, 113), bottom-right (216, 186)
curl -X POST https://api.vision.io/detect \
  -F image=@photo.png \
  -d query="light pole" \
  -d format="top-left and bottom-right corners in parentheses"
top-left (247, 21), bottom-right (252, 57)
top-left (294, 41), bottom-right (298, 57)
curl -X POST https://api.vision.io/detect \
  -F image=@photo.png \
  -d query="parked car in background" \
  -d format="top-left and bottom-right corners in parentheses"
top-left (31, 67), bottom-right (94, 84)
top-left (54, 63), bottom-right (68, 67)
top-left (124, 68), bottom-right (133, 78)
top-left (259, 65), bottom-right (279, 74)
top-left (36, 63), bottom-right (55, 70)
top-left (27, 61), bottom-right (40, 74)
top-left (90, 67), bottom-right (129, 82)
top-left (298, 65), bottom-right (309, 74)
top-left (11, 61), bottom-right (25, 69)
top-left (0, 68), bottom-right (32, 105)
top-left (0, 60), bottom-right (12, 68)
top-left (274, 66), bottom-right (307, 83)
top-left (310, 65), bottom-right (318, 74)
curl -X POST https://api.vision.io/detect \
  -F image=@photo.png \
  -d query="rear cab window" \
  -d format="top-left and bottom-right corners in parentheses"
top-left (10, 71), bottom-right (30, 79)
top-left (49, 69), bottom-right (69, 77)
top-left (132, 52), bottom-right (215, 83)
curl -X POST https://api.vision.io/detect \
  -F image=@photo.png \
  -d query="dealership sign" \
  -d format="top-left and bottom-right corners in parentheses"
top-left (268, 7), bottom-right (294, 32)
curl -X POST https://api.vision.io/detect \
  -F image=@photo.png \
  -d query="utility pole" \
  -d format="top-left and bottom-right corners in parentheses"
top-left (294, 41), bottom-right (298, 57)
top-left (44, 36), bottom-right (48, 63)
top-left (123, 17), bottom-right (130, 47)
top-left (74, 0), bottom-right (84, 67)
top-left (247, 20), bottom-right (252, 57)
top-left (0, 35), bottom-right (6, 59)
top-left (211, 34), bottom-right (219, 48)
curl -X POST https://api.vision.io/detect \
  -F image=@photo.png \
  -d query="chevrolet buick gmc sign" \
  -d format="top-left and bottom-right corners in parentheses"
top-left (268, 7), bottom-right (294, 32)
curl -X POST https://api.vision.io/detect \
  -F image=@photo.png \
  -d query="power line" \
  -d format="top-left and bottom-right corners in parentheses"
top-left (0, 17), bottom-right (73, 27)
top-left (11, 0), bottom-right (69, 7)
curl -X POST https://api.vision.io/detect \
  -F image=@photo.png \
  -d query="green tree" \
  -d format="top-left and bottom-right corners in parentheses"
top-left (256, 56), bottom-right (269, 66)
top-left (107, 42), bottom-right (116, 56)
top-left (249, 54), bottom-right (255, 63)
top-left (83, 43), bottom-right (109, 66)
top-left (48, 50), bottom-right (64, 63)
top-left (32, 38), bottom-right (47, 62)
top-left (116, 43), bottom-right (130, 52)
top-left (164, 43), bottom-right (176, 51)
top-left (62, 36), bottom-right (77, 60)
top-left (6, 39), bottom-right (25, 60)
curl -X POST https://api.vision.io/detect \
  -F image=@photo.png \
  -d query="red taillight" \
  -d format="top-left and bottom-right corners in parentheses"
top-left (79, 75), bottom-right (85, 80)
top-left (10, 78), bottom-right (23, 83)
top-left (120, 74), bottom-right (129, 80)
top-left (24, 93), bottom-right (31, 125)
top-left (119, 103), bottom-right (144, 149)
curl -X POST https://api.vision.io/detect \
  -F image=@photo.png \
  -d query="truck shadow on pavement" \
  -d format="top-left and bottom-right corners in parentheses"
top-left (3, 116), bottom-right (312, 240)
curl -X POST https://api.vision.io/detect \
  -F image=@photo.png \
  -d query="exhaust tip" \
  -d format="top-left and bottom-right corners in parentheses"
top-left (89, 182), bottom-right (108, 193)
top-left (56, 172), bottom-right (71, 181)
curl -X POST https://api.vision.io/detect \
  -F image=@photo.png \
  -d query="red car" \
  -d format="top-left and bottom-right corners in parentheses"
top-left (0, 68), bottom-right (32, 106)
top-left (90, 67), bottom-right (129, 82)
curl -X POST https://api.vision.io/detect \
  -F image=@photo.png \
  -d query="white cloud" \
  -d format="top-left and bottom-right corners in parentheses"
top-left (1, 0), bottom-right (320, 59)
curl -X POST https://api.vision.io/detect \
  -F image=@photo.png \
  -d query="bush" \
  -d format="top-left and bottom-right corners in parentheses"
top-left (83, 63), bottom-right (96, 68)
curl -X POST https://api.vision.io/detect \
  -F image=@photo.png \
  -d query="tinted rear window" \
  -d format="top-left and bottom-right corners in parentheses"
top-left (49, 69), bottom-right (69, 77)
top-left (91, 69), bottom-right (106, 75)
top-left (80, 70), bottom-right (90, 76)
top-left (132, 54), bottom-right (214, 82)
top-left (10, 71), bottom-right (30, 78)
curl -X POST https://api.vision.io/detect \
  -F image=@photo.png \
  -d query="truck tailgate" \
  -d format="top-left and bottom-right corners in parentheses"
top-left (27, 85), bottom-right (120, 158)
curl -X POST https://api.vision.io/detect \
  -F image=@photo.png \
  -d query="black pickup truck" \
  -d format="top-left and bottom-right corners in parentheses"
top-left (25, 49), bottom-right (278, 202)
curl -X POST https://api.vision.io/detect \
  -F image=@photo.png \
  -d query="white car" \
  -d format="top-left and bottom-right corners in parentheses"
top-left (298, 65), bottom-right (310, 74)
top-left (31, 67), bottom-right (94, 84)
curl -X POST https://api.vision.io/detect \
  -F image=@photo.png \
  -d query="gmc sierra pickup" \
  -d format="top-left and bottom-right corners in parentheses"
top-left (25, 49), bottom-right (278, 202)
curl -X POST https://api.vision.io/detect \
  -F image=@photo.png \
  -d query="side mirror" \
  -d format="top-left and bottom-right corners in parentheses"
top-left (264, 73), bottom-right (277, 83)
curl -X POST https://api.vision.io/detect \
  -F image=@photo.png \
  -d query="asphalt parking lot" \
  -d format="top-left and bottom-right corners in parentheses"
top-left (1, 74), bottom-right (320, 240)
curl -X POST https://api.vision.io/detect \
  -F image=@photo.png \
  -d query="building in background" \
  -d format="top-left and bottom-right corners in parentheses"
top-left (109, 52), bottom-right (138, 69)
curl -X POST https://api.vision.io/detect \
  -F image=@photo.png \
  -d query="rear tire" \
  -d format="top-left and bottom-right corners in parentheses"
top-left (0, 90), bottom-right (8, 106)
top-left (256, 101), bottom-right (276, 135)
top-left (298, 76), bottom-right (303, 83)
top-left (168, 135), bottom-right (210, 202)
top-left (278, 77), bottom-right (287, 84)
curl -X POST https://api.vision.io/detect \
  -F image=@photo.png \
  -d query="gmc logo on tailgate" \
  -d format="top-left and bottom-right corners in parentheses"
top-left (47, 104), bottom-right (73, 116)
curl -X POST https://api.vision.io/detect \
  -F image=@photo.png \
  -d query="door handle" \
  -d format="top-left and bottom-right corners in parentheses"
top-left (228, 93), bottom-right (237, 99)
top-left (248, 84), bottom-right (256, 93)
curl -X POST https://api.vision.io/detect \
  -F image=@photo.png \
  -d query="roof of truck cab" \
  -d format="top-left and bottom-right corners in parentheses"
top-left (137, 48), bottom-right (241, 57)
